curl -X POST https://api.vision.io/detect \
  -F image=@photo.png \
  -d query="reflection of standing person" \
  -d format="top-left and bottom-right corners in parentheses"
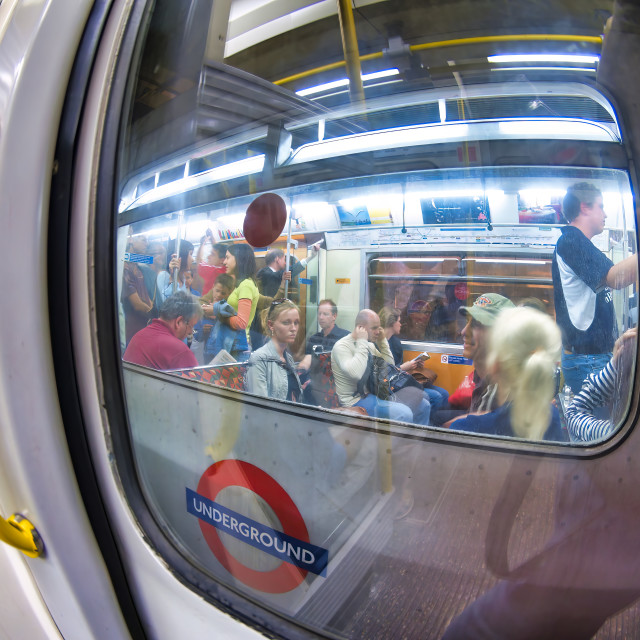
top-left (552, 182), bottom-right (636, 392)
top-left (141, 242), bottom-right (167, 320)
top-left (403, 300), bottom-right (432, 340)
top-left (184, 269), bottom-right (200, 297)
top-left (121, 234), bottom-right (153, 346)
top-left (195, 233), bottom-right (227, 295)
top-left (256, 246), bottom-right (319, 298)
top-left (200, 274), bottom-right (235, 364)
top-left (156, 239), bottom-right (195, 304)
top-left (379, 306), bottom-right (449, 412)
top-left (444, 335), bottom-right (637, 640)
top-left (221, 243), bottom-right (260, 360)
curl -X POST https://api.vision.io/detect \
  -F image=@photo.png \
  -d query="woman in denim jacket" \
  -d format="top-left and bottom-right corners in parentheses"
top-left (246, 299), bottom-right (302, 402)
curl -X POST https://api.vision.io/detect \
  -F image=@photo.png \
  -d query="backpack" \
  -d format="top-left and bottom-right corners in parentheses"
top-left (357, 353), bottom-right (422, 400)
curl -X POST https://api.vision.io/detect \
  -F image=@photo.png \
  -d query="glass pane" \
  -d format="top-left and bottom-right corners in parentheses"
top-left (108, 0), bottom-right (640, 636)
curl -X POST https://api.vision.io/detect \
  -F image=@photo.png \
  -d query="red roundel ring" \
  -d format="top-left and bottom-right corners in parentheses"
top-left (243, 192), bottom-right (287, 247)
top-left (454, 282), bottom-right (468, 301)
top-left (196, 459), bottom-right (310, 593)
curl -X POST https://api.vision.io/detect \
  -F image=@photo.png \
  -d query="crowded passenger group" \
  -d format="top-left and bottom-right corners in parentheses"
top-left (121, 182), bottom-right (638, 444)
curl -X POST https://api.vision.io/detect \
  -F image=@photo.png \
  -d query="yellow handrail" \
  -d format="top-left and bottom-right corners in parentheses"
top-left (275, 33), bottom-right (602, 86)
top-left (411, 33), bottom-right (602, 52)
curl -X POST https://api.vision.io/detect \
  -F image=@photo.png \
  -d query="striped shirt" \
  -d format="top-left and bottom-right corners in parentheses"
top-left (565, 359), bottom-right (616, 442)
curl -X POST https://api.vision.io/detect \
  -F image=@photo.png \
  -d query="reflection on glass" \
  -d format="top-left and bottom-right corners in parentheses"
top-left (110, 0), bottom-right (640, 637)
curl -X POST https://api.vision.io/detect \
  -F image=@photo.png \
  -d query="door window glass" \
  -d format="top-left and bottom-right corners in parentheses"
top-left (106, 0), bottom-right (639, 636)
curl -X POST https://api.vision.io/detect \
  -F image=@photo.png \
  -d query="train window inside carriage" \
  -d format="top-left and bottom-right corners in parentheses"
top-left (104, 0), bottom-right (640, 636)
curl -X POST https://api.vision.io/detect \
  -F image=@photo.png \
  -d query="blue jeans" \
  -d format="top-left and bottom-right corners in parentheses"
top-left (561, 351), bottom-right (611, 394)
top-left (355, 394), bottom-right (414, 424)
top-left (424, 385), bottom-right (449, 412)
top-left (414, 398), bottom-right (431, 426)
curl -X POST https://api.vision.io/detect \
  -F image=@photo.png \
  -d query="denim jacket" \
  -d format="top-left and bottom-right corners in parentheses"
top-left (246, 340), bottom-right (301, 401)
top-left (204, 301), bottom-right (244, 360)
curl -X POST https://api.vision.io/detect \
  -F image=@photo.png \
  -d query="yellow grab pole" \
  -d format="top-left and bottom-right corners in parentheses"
top-left (336, 0), bottom-right (366, 104)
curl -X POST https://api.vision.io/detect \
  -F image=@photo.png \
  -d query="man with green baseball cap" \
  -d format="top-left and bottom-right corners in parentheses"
top-left (459, 292), bottom-right (515, 412)
top-left (459, 293), bottom-right (515, 327)
top-left (432, 292), bottom-right (514, 426)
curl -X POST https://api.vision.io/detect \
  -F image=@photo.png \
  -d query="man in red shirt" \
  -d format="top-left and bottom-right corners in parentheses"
top-left (124, 291), bottom-right (202, 370)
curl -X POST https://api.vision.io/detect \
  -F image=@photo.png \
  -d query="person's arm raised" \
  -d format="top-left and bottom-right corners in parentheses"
top-left (332, 328), bottom-right (369, 380)
top-left (605, 253), bottom-right (638, 289)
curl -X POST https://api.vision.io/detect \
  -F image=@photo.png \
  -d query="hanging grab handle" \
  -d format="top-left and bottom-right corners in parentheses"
top-left (0, 513), bottom-right (44, 558)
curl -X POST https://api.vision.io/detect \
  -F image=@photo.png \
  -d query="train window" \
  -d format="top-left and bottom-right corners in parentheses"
top-left (103, 0), bottom-right (639, 636)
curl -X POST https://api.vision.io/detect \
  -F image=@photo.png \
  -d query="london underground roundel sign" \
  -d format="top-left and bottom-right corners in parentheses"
top-left (187, 460), bottom-right (328, 593)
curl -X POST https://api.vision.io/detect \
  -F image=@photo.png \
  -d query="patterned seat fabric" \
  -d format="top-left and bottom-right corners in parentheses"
top-left (173, 353), bottom-right (346, 411)
top-left (176, 363), bottom-right (248, 390)
top-left (308, 352), bottom-right (341, 409)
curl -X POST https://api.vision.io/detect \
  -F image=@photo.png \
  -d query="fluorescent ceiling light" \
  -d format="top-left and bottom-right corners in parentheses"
top-left (465, 258), bottom-right (548, 265)
top-left (491, 66), bottom-right (597, 73)
top-left (376, 257), bottom-right (445, 263)
top-left (296, 68), bottom-right (399, 97)
top-left (120, 155), bottom-right (265, 212)
top-left (297, 78), bottom-right (349, 97)
top-left (438, 98), bottom-right (447, 123)
top-left (362, 68), bottom-right (400, 81)
top-left (289, 123), bottom-right (469, 164)
top-left (488, 54), bottom-right (599, 64)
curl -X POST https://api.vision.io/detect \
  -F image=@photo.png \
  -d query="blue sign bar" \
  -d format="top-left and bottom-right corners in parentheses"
top-left (124, 252), bottom-right (154, 265)
top-left (187, 488), bottom-right (328, 576)
top-left (443, 354), bottom-right (473, 365)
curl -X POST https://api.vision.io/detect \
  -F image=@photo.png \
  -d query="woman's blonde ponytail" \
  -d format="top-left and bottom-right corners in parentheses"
top-left (487, 307), bottom-right (561, 440)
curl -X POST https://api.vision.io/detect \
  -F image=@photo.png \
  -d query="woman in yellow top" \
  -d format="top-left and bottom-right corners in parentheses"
top-left (222, 243), bottom-right (260, 361)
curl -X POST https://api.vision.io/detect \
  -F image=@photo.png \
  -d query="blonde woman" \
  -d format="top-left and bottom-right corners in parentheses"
top-left (246, 299), bottom-right (302, 402)
top-left (450, 306), bottom-right (567, 441)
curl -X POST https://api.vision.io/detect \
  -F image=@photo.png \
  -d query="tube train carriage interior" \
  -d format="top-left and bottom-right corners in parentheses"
top-left (4, 0), bottom-right (640, 638)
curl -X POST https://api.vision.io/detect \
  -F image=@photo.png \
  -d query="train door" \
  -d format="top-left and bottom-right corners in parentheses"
top-left (81, 1), bottom-right (640, 637)
top-left (3, 0), bottom-right (640, 639)
top-left (66, 0), bottom-right (640, 638)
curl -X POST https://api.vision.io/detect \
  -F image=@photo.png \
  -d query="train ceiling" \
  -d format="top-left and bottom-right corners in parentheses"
top-left (126, 0), bottom-right (612, 172)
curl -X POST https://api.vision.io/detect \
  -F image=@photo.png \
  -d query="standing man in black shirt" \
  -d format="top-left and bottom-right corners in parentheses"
top-left (552, 182), bottom-right (637, 392)
top-left (256, 245), bottom-right (320, 298)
